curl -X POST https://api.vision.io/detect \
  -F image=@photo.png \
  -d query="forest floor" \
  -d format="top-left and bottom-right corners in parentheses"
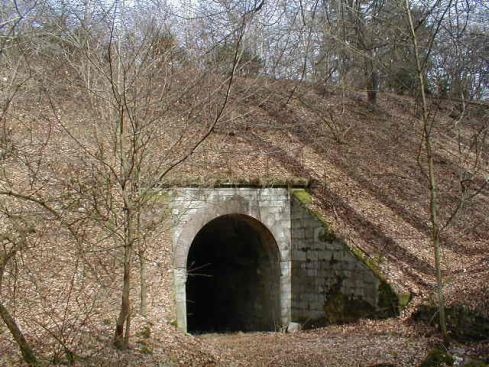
top-left (197, 320), bottom-right (439, 367)
top-left (2, 318), bottom-right (488, 367)
top-left (198, 320), bottom-right (489, 367)
top-left (2, 85), bottom-right (487, 367)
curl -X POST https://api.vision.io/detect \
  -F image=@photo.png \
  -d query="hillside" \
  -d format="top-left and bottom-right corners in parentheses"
top-left (1, 75), bottom-right (488, 366)
top-left (164, 79), bottom-right (488, 315)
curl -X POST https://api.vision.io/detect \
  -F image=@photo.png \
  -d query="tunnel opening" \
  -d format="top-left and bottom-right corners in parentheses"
top-left (186, 214), bottom-right (281, 334)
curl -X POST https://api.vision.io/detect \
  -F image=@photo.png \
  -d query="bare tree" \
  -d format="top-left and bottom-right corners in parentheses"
top-left (0, 1), bottom-right (42, 365)
top-left (405, 0), bottom-right (449, 342)
top-left (30, 0), bottom-right (268, 350)
top-left (404, 0), bottom-right (488, 344)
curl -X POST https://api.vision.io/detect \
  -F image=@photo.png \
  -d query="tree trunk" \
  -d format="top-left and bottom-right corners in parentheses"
top-left (124, 305), bottom-right (131, 345)
top-left (405, 0), bottom-right (448, 344)
top-left (114, 208), bottom-right (134, 349)
top-left (139, 250), bottom-right (148, 317)
top-left (366, 54), bottom-right (378, 109)
top-left (426, 145), bottom-right (448, 344)
top-left (0, 302), bottom-right (38, 366)
top-left (114, 244), bottom-right (132, 349)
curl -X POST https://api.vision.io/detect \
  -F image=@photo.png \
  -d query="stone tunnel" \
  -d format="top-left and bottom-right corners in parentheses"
top-left (186, 214), bottom-right (281, 333)
top-left (169, 187), bottom-right (399, 334)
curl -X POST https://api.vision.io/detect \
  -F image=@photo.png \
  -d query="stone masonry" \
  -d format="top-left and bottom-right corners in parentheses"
top-left (290, 194), bottom-right (381, 324)
top-left (169, 187), bottom-right (397, 332)
top-left (170, 187), bottom-right (292, 332)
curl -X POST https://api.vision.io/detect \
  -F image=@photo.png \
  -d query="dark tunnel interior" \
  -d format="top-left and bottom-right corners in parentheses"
top-left (186, 214), bottom-right (280, 334)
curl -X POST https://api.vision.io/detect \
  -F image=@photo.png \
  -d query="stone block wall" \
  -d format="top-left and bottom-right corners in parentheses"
top-left (169, 187), bottom-right (399, 332)
top-left (290, 192), bottom-right (391, 325)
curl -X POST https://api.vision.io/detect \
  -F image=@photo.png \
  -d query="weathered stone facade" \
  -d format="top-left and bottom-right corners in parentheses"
top-left (170, 187), bottom-right (292, 332)
top-left (291, 194), bottom-right (383, 325)
top-left (169, 187), bottom-right (398, 332)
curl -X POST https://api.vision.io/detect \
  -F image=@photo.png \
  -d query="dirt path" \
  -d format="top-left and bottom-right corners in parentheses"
top-left (199, 320), bottom-right (436, 367)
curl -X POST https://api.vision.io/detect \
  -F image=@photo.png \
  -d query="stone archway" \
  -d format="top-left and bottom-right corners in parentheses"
top-left (171, 188), bottom-right (292, 332)
top-left (186, 214), bottom-right (281, 333)
top-left (169, 187), bottom-right (398, 333)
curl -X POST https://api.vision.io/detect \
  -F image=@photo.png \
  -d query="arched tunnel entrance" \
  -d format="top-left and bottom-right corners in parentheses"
top-left (186, 214), bottom-right (281, 334)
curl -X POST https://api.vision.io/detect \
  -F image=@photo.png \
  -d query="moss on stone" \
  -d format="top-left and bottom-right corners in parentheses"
top-left (292, 189), bottom-right (313, 205)
top-left (350, 246), bottom-right (383, 279)
top-left (399, 292), bottom-right (412, 310)
top-left (318, 228), bottom-right (336, 242)
top-left (348, 247), bottom-right (407, 315)
top-left (159, 177), bottom-right (311, 188)
top-left (291, 189), bottom-right (336, 239)
top-left (414, 304), bottom-right (489, 342)
top-left (323, 291), bottom-right (377, 324)
top-left (463, 360), bottom-right (488, 367)
top-left (323, 292), bottom-right (348, 324)
top-left (291, 189), bottom-right (408, 317)
top-left (146, 190), bottom-right (171, 204)
top-left (419, 347), bottom-right (454, 367)
top-left (377, 282), bottom-right (401, 317)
